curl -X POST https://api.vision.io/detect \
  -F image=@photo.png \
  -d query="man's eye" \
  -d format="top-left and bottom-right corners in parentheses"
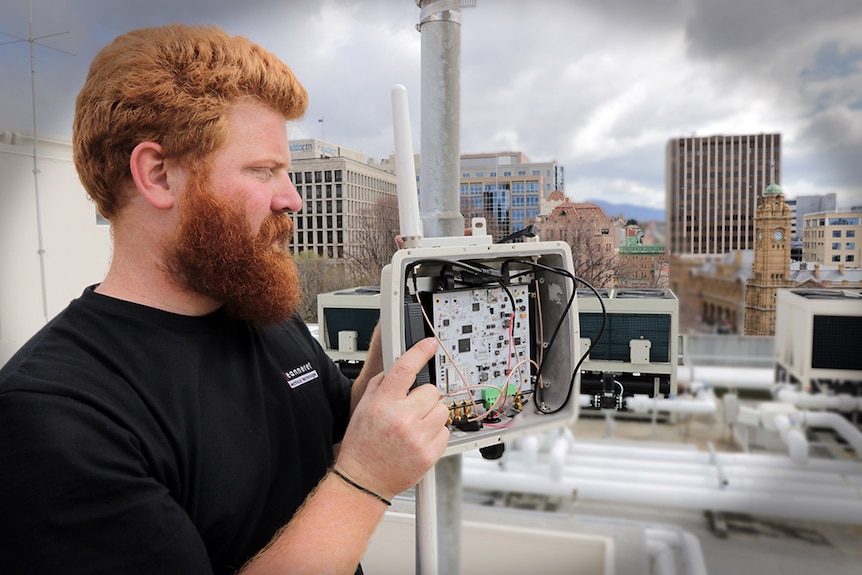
top-left (253, 168), bottom-right (274, 179)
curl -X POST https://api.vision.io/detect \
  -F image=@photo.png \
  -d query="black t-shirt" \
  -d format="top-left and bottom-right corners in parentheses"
top-left (0, 287), bottom-right (353, 574)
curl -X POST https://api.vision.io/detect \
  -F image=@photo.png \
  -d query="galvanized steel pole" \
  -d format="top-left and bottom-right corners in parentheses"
top-left (417, 0), bottom-right (466, 239)
top-left (415, 1), bottom-right (471, 573)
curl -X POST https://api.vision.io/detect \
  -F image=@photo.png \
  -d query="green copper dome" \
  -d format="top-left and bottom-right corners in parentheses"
top-left (763, 182), bottom-right (784, 196)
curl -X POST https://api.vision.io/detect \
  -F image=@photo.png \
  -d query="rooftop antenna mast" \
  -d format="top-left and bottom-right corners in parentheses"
top-left (0, 0), bottom-right (74, 323)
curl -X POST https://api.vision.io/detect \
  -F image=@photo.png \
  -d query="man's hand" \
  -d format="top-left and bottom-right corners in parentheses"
top-left (335, 337), bottom-right (449, 500)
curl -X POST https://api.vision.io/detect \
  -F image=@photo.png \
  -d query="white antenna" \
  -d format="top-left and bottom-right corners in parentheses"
top-left (1, 0), bottom-right (74, 323)
top-left (390, 84), bottom-right (423, 248)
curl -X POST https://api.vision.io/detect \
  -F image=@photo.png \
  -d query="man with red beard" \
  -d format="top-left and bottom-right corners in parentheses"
top-left (0, 25), bottom-right (449, 575)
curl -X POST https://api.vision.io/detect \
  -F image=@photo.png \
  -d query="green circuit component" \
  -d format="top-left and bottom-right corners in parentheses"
top-left (482, 382), bottom-right (520, 410)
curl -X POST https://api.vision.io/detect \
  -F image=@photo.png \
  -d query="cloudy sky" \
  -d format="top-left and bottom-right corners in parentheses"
top-left (1, 0), bottom-right (860, 211)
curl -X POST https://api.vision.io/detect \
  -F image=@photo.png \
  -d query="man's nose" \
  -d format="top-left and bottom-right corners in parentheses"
top-left (272, 177), bottom-right (302, 213)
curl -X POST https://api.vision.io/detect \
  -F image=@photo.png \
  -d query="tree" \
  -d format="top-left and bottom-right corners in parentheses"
top-left (559, 226), bottom-right (621, 289)
top-left (292, 250), bottom-right (351, 323)
top-left (343, 195), bottom-right (400, 285)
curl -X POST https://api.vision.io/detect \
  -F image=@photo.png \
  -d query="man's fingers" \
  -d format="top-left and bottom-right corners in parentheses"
top-left (376, 337), bottom-right (438, 397)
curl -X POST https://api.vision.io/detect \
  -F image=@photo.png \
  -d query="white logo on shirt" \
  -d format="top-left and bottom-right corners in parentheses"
top-left (283, 362), bottom-right (318, 389)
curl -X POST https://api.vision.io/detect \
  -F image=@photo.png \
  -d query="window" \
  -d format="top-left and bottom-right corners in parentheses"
top-left (476, 172), bottom-right (484, 177)
top-left (848, 255), bottom-right (856, 262)
top-left (833, 230), bottom-right (842, 238)
top-left (848, 230), bottom-right (856, 238)
top-left (847, 242), bottom-right (856, 250)
top-left (832, 243), bottom-right (841, 250)
top-left (504, 171), bottom-right (511, 176)
top-left (518, 170), bottom-right (526, 176)
top-left (532, 170), bottom-right (540, 175)
top-left (832, 255), bottom-right (841, 262)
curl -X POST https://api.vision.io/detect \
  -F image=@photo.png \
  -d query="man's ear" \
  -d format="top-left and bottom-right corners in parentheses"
top-left (129, 142), bottom-right (176, 210)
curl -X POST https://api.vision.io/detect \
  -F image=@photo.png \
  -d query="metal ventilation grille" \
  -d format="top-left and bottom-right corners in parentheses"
top-left (581, 313), bottom-right (672, 363)
top-left (812, 315), bottom-right (862, 370)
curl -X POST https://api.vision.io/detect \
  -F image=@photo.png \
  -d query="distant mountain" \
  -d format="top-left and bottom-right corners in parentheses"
top-left (585, 199), bottom-right (665, 223)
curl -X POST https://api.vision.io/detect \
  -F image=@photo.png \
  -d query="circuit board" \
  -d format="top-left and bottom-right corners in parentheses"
top-left (424, 285), bottom-right (532, 407)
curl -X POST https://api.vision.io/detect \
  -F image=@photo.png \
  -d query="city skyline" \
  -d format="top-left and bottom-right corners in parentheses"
top-left (1, 0), bottom-right (860, 211)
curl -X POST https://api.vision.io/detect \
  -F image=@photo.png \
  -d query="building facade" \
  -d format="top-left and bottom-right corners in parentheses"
top-left (458, 152), bottom-right (564, 240)
top-left (287, 139), bottom-right (397, 260)
top-left (666, 133), bottom-right (781, 256)
top-left (801, 210), bottom-right (861, 267)
top-left (534, 201), bottom-right (617, 288)
top-left (790, 193), bottom-right (837, 240)
top-left (744, 182), bottom-right (795, 335)
top-left (617, 244), bottom-right (669, 289)
top-left (376, 150), bottom-right (563, 241)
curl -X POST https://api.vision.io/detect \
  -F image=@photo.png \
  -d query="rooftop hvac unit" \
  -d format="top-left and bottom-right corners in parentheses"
top-left (775, 289), bottom-right (862, 392)
top-left (316, 287), bottom-right (381, 374)
top-left (577, 288), bottom-right (679, 397)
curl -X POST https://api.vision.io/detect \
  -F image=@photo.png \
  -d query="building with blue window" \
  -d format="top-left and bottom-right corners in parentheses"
top-left (802, 210), bottom-right (862, 267)
top-left (458, 151), bottom-right (563, 240)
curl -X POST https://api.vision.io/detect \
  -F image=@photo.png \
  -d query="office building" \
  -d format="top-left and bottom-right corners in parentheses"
top-left (458, 151), bottom-right (564, 240)
top-left (789, 193), bottom-right (837, 240)
top-left (666, 133), bottom-right (781, 256)
top-left (377, 150), bottom-right (563, 241)
top-left (288, 139), bottom-right (397, 260)
top-left (802, 210), bottom-right (861, 266)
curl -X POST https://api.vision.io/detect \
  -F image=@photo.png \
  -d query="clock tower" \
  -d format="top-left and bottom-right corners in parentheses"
top-left (744, 181), bottom-right (794, 335)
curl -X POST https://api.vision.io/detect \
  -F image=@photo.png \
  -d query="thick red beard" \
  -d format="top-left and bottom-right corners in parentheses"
top-left (165, 174), bottom-right (301, 325)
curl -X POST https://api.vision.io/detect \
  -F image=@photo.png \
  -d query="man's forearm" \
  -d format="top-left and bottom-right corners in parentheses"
top-left (239, 471), bottom-right (388, 575)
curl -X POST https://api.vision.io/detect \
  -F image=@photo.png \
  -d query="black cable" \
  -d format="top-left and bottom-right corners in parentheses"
top-left (538, 275), bottom-right (606, 415)
top-left (505, 258), bottom-right (607, 414)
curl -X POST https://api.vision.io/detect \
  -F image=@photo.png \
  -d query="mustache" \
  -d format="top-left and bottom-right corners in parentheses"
top-left (257, 213), bottom-right (294, 249)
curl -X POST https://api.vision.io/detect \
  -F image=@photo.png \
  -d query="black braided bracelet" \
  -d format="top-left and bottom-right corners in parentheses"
top-left (331, 467), bottom-right (392, 506)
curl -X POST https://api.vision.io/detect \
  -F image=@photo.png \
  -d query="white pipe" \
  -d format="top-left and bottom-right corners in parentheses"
top-left (646, 527), bottom-right (708, 575)
top-left (646, 537), bottom-right (677, 575)
top-left (487, 458), bottom-right (862, 499)
top-left (520, 434), bottom-right (539, 470)
top-left (626, 388), bottom-right (717, 415)
top-left (564, 440), bottom-right (862, 473)
top-left (677, 365), bottom-right (773, 390)
top-left (772, 413), bottom-right (809, 464)
top-left (803, 411), bottom-right (862, 458)
top-left (549, 435), bottom-right (569, 482)
top-left (536, 453), bottom-right (862, 487)
top-left (731, 404), bottom-right (762, 427)
top-left (390, 84), bottom-right (422, 247)
top-left (462, 462), bottom-right (862, 524)
top-left (774, 385), bottom-right (862, 412)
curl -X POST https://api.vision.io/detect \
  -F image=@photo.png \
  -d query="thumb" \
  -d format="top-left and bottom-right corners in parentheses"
top-left (375, 337), bottom-right (438, 398)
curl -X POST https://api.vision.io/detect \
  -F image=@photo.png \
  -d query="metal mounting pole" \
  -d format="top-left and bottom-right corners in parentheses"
top-left (415, 1), bottom-right (474, 573)
top-left (417, 0), bottom-right (467, 240)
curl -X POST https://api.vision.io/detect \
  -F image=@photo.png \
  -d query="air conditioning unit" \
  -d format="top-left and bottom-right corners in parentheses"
top-left (316, 287), bottom-right (381, 374)
top-left (774, 289), bottom-right (862, 392)
top-left (577, 288), bottom-right (679, 397)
